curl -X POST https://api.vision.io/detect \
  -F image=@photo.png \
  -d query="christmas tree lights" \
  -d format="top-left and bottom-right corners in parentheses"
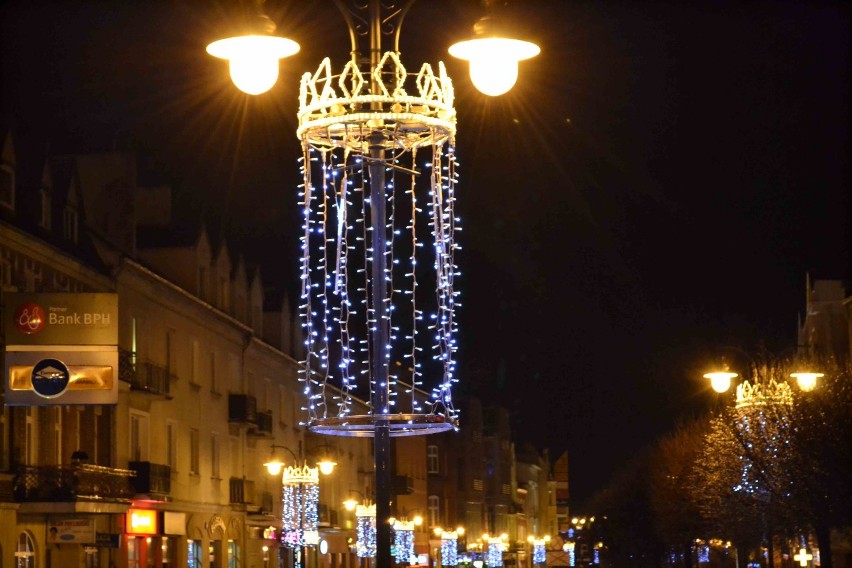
top-left (486, 537), bottom-right (505, 568)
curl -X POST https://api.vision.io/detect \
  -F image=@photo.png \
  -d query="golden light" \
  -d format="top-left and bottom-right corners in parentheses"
top-left (389, 517), bottom-right (397, 526)
top-left (482, 533), bottom-right (490, 541)
top-left (571, 517), bottom-right (578, 524)
top-left (343, 498), bottom-right (358, 512)
top-left (544, 535), bottom-right (551, 542)
top-left (500, 533), bottom-right (508, 541)
top-left (704, 370), bottom-right (738, 393)
top-left (449, 37), bottom-right (539, 96)
top-left (317, 459), bottom-right (337, 475)
top-left (413, 516), bottom-right (423, 526)
top-left (457, 527), bottom-right (465, 536)
top-left (527, 536), bottom-right (535, 543)
top-left (790, 371), bottom-right (823, 392)
top-left (207, 34), bottom-right (299, 95)
top-left (434, 527), bottom-right (444, 537)
top-left (263, 457), bottom-right (285, 476)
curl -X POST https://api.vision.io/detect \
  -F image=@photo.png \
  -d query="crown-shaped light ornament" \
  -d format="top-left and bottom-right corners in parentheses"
top-left (735, 379), bottom-right (793, 409)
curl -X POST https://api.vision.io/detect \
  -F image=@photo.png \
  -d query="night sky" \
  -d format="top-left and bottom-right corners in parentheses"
top-left (2, 1), bottom-right (849, 507)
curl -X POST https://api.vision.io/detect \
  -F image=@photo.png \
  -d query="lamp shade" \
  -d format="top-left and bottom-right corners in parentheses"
top-left (790, 371), bottom-right (823, 392)
top-left (704, 370), bottom-right (738, 393)
top-left (207, 35), bottom-right (300, 95)
top-left (449, 37), bottom-right (539, 96)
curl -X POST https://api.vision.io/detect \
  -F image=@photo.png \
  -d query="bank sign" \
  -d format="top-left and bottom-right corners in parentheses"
top-left (4, 293), bottom-right (118, 406)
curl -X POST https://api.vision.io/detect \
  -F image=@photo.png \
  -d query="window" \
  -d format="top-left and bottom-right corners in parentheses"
top-left (166, 328), bottom-right (177, 377)
top-left (39, 185), bottom-right (51, 229)
top-left (189, 428), bottom-right (200, 475)
top-left (129, 411), bottom-right (150, 462)
top-left (63, 205), bottom-right (78, 243)
top-left (210, 351), bottom-right (219, 394)
top-left (0, 164), bottom-right (14, 210)
top-left (198, 266), bottom-right (207, 299)
top-left (427, 445), bottom-right (439, 474)
top-left (166, 421), bottom-right (177, 471)
top-left (227, 540), bottom-right (241, 568)
top-left (16, 531), bottom-right (36, 568)
top-left (188, 540), bottom-right (201, 568)
top-left (473, 479), bottom-right (483, 491)
top-left (130, 317), bottom-right (139, 371)
top-left (25, 407), bottom-right (37, 465)
top-left (53, 407), bottom-right (62, 465)
top-left (428, 495), bottom-right (440, 528)
top-left (211, 434), bottom-right (220, 479)
top-left (191, 340), bottom-right (201, 386)
top-left (0, 407), bottom-right (7, 470)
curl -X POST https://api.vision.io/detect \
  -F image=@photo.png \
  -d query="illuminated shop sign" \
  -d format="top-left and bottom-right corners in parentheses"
top-left (127, 509), bottom-right (158, 535)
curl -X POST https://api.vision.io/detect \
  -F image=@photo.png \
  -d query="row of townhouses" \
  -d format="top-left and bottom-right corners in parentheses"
top-left (0, 127), bottom-right (569, 568)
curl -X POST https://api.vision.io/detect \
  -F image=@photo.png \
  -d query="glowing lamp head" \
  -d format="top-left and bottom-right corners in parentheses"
top-left (449, 37), bottom-right (539, 96)
top-left (207, 34), bottom-right (299, 95)
top-left (790, 371), bottom-right (822, 392)
top-left (343, 498), bottom-right (358, 512)
top-left (704, 370), bottom-right (738, 393)
top-left (263, 458), bottom-right (284, 476)
top-left (317, 459), bottom-right (337, 475)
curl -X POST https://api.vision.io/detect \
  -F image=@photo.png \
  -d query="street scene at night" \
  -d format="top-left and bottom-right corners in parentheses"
top-left (1, 1), bottom-right (849, 567)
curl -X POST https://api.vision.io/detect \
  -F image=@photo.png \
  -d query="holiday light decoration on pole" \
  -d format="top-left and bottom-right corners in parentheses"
top-left (281, 464), bottom-right (320, 568)
top-left (392, 519), bottom-right (417, 564)
top-left (207, 3), bottom-right (538, 568)
top-left (528, 535), bottom-right (550, 565)
top-left (356, 503), bottom-right (377, 558)
top-left (484, 534), bottom-right (508, 568)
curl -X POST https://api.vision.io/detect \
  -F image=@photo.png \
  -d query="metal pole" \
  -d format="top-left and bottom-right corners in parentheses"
top-left (366, 2), bottom-right (392, 568)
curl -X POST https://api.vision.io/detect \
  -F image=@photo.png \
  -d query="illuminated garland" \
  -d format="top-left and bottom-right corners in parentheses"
top-left (296, 53), bottom-right (461, 429)
top-left (441, 532), bottom-right (459, 566)
top-left (281, 466), bottom-right (320, 548)
top-left (533, 542), bottom-right (546, 564)
top-left (486, 539), bottom-right (504, 568)
top-left (394, 520), bottom-right (415, 564)
top-left (356, 504), bottom-right (376, 558)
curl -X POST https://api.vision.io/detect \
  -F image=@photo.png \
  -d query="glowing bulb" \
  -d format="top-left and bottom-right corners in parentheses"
top-left (790, 371), bottom-right (822, 392)
top-left (704, 371), bottom-right (738, 393)
top-left (449, 37), bottom-right (539, 96)
top-left (317, 459), bottom-right (337, 475)
top-left (207, 35), bottom-right (299, 95)
top-left (264, 459), bottom-right (284, 476)
top-left (344, 498), bottom-right (358, 512)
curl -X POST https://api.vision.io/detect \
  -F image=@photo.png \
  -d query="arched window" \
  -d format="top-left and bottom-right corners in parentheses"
top-left (16, 531), bottom-right (36, 568)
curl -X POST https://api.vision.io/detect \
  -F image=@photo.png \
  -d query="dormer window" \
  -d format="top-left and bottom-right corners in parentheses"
top-left (39, 185), bottom-right (51, 230)
top-left (63, 206), bottom-right (79, 243)
top-left (0, 164), bottom-right (14, 210)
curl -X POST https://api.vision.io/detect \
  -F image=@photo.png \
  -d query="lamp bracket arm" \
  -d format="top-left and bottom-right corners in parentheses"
top-left (332, 0), bottom-right (418, 56)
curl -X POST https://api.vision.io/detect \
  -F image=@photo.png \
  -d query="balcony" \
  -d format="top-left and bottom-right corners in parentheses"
top-left (14, 464), bottom-right (136, 503)
top-left (119, 348), bottom-right (174, 399)
top-left (249, 410), bottom-right (273, 437)
top-left (228, 394), bottom-right (257, 425)
top-left (229, 477), bottom-right (256, 506)
top-left (128, 461), bottom-right (171, 500)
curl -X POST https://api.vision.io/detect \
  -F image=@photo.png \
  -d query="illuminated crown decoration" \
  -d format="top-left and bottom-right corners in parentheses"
top-left (282, 464), bottom-right (319, 485)
top-left (297, 52), bottom-right (460, 437)
top-left (735, 379), bottom-right (793, 409)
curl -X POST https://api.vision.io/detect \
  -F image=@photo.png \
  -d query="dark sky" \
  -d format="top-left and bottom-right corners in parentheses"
top-left (2, 0), bottom-right (849, 507)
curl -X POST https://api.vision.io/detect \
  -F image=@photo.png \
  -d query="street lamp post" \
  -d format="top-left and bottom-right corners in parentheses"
top-left (207, 3), bottom-right (539, 568)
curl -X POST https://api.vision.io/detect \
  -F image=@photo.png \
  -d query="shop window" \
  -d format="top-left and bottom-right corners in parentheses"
top-left (227, 540), bottom-right (241, 568)
top-left (188, 540), bottom-right (201, 568)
